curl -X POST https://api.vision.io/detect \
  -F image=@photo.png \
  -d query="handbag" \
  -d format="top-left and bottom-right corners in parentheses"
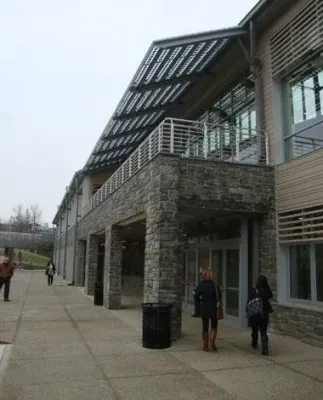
top-left (215, 284), bottom-right (224, 320)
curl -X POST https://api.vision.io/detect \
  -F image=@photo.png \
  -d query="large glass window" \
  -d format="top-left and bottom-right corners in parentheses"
top-left (196, 71), bottom-right (257, 162)
top-left (289, 245), bottom-right (311, 300)
top-left (284, 62), bottom-right (323, 160)
top-left (316, 244), bottom-right (323, 302)
top-left (289, 243), bottom-right (323, 302)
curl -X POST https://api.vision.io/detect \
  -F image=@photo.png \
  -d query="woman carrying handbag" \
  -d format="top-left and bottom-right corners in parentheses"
top-left (194, 268), bottom-right (223, 352)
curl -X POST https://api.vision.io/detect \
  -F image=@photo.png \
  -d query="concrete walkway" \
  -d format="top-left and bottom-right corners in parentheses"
top-left (1, 272), bottom-right (323, 399)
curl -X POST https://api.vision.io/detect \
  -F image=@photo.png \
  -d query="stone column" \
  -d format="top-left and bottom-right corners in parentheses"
top-left (144, 157), bottom-right (182, 340)
top-left (85, 235), bottom-right (98, 295)
top-left (75, 240), bottom-right (86, 286)
top-left (259, 209), bottom-right (277, 298)
top-left (104, 225), bottom-right (123, 309)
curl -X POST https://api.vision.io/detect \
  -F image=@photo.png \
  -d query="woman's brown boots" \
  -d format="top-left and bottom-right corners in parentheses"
top-left (209, 329), bottom-right (217, 351)
top-left (202, 332), bottom-right (209, 351)
top-left (202, 330), bottom-right (217, 351)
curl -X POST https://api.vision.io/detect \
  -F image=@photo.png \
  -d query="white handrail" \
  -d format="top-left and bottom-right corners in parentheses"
top-left (82, 118), bottom-right (269, 216)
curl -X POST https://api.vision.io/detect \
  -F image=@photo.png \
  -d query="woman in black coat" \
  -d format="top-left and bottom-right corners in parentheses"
top-left (248, 275), bottom-right (273, 355)
top-left (194, 269), bottom-right (221, 352)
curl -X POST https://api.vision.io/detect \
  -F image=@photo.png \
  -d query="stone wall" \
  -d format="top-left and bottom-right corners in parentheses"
top-left (55, 154), bottom-right (274, 339)
top-left (270, 304), bottom-right (323, 347)
top-left (179, 158), bottom-right (274, 212)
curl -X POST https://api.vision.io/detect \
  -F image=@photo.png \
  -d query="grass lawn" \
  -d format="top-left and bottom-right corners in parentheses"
top-left (0, 248), bottom-right (49, 269)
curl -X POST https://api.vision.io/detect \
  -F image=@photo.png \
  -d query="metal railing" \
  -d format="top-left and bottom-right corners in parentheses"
top-left (82, 118), bottom-right (269, 216)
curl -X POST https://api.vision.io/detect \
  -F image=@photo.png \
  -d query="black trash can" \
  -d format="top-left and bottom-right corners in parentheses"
top-left (141, 303), bottom-right (172, 349)
top-left (94, 281), bottom-right (103, 306)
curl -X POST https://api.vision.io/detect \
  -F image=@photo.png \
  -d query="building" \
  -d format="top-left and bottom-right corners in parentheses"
top-left (53, 0), bottom-right (323, 343)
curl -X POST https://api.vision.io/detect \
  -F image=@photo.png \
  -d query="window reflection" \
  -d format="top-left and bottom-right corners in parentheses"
top-left (285, 64), bottom-right (323, 160)
top-left (316, 244), bottom-right (323, 302)
top-left (289, 245), bottom-right (311, 300)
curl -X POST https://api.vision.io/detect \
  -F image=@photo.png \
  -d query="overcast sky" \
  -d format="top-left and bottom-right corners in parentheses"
top-left (0, 0), bottom-right (258, 224)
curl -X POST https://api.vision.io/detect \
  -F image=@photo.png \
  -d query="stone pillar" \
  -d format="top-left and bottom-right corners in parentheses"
top-left (104, 225), bottom-right (123, 309)
top-left (85, 235), bottom-right (98, 295)
top-left (75, 240), bottom-right (86, 286)
top-left (259, 209), bottom-right (277, 298)
top-left (144, 157), bottom-right (182, 340)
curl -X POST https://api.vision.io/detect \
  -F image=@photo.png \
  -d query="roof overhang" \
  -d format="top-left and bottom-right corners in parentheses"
top-left (84, 26), bottom-right (248, 173)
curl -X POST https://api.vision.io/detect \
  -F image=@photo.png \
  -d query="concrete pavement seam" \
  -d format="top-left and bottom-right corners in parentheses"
top-left (11, 271), bottom-right (34, 344)
top-left (52, 284), bottom-right (122, 400)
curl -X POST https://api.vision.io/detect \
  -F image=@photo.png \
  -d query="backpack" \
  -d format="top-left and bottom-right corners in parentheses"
top-left (246, 289), bottom-right (263, 318)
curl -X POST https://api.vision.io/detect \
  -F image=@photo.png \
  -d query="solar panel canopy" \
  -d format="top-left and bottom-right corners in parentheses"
top-left (84, 27), bottom-right (247, 172)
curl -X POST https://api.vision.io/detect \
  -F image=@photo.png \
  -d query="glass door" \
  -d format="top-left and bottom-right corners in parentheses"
top-left (186, 250), bottom-right (197, 306)
top-left (223, 248), bottom-right (240, 323)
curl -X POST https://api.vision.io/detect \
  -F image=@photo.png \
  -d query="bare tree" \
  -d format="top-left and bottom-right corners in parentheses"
top-left (11, 204), bottom-right (43, 233)
top-left (12, 204), bottom-right (26, 232)
top-left (30, 204), bottom-right (42, 232)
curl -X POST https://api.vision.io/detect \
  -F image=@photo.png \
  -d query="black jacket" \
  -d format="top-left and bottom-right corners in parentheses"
top-left (46, 261), bottom-right (56, 274)
top-left (194, 280), bottom-right (222, 319)
top-left (248, 287), bottom-right (273, 317)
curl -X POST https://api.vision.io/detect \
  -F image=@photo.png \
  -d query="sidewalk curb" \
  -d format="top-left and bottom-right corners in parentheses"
top-left (0, 344), bottom-right (12, 388)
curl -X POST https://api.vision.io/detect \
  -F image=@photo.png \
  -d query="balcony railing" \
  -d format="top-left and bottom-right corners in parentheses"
top-left (82, 118), bottom-right (269, 216)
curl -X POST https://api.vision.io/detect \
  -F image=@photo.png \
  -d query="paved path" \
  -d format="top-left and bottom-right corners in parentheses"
top-left (1, 271), bottom-right (323, 399)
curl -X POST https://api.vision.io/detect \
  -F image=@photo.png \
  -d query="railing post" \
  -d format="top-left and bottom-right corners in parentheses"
top-left (148, 135), bottom-right (152, 160)
top-left (129, 156), bottom-right (132, 177)
top-left (138, 146), bottom-right (141, 169)
top-left (158, 124), bottom-right (162, 153)
top-left (265, 132), bottom-right (269, 165)
top-left (170, 119), bottom-right (174, 153)
top-left (235, 127), bottom-right (240, 162)
top-left (203, 123), bottom-right (208, 159)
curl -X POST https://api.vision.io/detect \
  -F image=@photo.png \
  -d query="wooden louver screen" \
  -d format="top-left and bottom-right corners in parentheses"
top-left (278, 204), bottom-right (323, 243)
top-left (270, 0), bottom-right (323, 78)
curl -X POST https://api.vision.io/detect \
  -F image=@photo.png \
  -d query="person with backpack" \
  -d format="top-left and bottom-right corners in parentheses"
top-left (246, 275), bottom-right (273, 355)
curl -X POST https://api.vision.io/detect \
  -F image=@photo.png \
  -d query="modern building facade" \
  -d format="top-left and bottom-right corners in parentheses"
top-left (53, 0), bottom-right (323, 343)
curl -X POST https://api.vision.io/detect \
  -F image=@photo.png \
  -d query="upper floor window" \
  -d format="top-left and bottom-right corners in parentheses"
top-left (284, 61), bottom-right (323, 161)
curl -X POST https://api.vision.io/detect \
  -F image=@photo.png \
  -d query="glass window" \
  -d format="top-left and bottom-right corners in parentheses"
top-left (288, 243), bottom-right (323, 302)
top-left (291, 85), bottom-right (303, 124)
top-left (303, 77), bottom-right (316, 120)
top-left (289, 245), bottom-right (311, 300)
top-left (316, 244), bottom-right (323, 302)
top-left (285, 64), bottom-right (323, 161)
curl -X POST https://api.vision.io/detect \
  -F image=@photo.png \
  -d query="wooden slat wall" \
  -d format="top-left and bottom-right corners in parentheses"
top-left (276, 148), bottom-right (323, 211)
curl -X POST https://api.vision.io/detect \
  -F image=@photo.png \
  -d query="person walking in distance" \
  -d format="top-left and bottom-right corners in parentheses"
top-left (46, 259), bottom-right (56, 286)
top-left (0, 256), bottom-right (14, 302)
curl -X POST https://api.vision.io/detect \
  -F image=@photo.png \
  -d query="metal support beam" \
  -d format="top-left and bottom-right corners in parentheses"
top-left (63, 197), bottom-right (69, 280)
top-left (72, 174), bottom-right (81, 286)
top-left (102, 123), bottom-right (156, 141)
top-left (155, 26), bottom-right (248, 48)
top-left (114, 102), bottom-right (177, 121)
top-left (85, 155), bottom-right (128, 173)
top-left (93, 142), bottom-right (137, 157)
top-left (130, 71), bottom-right (211, 93)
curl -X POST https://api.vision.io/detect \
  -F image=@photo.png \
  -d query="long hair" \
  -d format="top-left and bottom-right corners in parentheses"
top-left (256, 275), bottom-right (271, 296)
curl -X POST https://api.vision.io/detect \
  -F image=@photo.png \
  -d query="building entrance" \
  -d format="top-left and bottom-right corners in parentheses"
top-left (182, 234), bottom-right (248, 327)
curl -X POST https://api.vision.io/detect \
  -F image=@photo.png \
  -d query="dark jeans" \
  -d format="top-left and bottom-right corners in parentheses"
top-left (0, 277), bottom-right (11, 300)
top-left (250, 315), bottom-right (269, 345)
top-left (47, 275), bottom-right (54, 286)
top-left (202, 317), bottom-right (218, 333)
